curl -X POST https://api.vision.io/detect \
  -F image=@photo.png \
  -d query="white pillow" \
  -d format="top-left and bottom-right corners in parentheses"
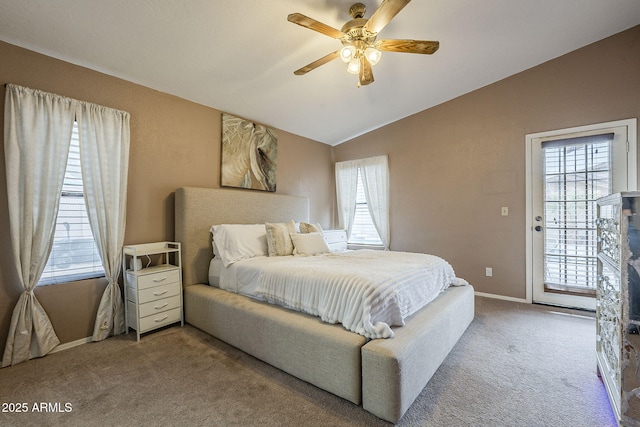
top-left (291, 232), bottom-right (331, 256)
top-left (210, 224), bottom-right (268, 266)
top-left (209, 225), bottom-right (221, 258)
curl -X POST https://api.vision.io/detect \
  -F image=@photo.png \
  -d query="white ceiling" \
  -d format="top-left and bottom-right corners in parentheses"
top-left (1, 1), bottom-right (639, 146)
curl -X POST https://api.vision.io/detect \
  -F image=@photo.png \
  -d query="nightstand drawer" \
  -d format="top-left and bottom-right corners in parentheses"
top-left (324, 229), bottom-right (347, 252)
top-left (138, 295), bottom-right (181, 318)
top-left (323, 229), bottom-right (347, 244)
top-left (138, 307), bottom-right (182, 331)
top-left (128, 282), bottom-right (181, 304)
top-left (135, 269), bottom-right (180, 290)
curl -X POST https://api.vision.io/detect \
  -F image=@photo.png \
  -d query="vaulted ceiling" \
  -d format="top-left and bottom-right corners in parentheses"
top-left (1, 0), bottom-right (639, 145)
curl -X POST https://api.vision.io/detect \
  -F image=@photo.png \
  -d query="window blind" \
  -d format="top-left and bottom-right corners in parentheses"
top-left (39, 122), bottom-right (104, 285)
top-left (349, 169), bottom-right (383, 246)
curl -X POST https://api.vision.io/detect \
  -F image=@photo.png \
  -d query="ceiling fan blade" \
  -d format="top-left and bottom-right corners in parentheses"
top-left (294, 50), bottom-right (340, 75)
top-left (364, 0), bottom-right (411, 34)
top-left (358, 56), bottom-right (374, 86)
top-left (378, 39), bottom-right (440, 54)
top-left (288, 13), bottom-right (345, 39)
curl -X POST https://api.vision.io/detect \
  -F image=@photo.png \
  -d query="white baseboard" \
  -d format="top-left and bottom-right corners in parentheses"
top-left (50, 336), bottom-right (92, 354)
top-left (474, 291), bottom-right (528, 304)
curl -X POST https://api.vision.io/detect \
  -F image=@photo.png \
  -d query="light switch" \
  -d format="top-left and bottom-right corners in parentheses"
top-left (501, 207), bottom-right (509, 216)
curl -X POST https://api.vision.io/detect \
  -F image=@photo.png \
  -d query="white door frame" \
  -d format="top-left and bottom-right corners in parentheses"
top-left (525, 118), bottom-right (637, 307)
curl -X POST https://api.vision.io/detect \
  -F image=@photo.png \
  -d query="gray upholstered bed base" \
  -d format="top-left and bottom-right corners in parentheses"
top-left (362, 284), bottom-right (474, 421)
top-left (175, 187), bottom-right (475, 423)
top-left (184, 284), bottom-right (366, 404)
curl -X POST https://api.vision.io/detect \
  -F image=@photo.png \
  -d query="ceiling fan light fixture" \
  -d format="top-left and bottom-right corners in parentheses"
top-left (364, 46), bottom-right (382, 66)
top-left (288, 1), bottom-right (440, 86)
top-left (340, 45), bottom-right (356, 63)
top-left (347, 56), bottom-right (360, 74)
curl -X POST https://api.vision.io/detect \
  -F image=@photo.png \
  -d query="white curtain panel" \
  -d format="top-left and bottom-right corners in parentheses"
top-left (335, 160), bottom-right (359, 238)
top-left (360, 155), bottom-right (390, 249)
top-left (2, 84), bottom-right (74, 366)
top-left (77, 103), bottom-right (130, 341)
top-left (3, 84), bottom-right (131, 365)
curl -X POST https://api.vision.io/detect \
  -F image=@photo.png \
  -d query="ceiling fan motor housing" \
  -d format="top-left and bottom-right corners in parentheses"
top-left (341, 19), bottom-right (376, 46)
top-left (342, 2), bottom-right (377, 46)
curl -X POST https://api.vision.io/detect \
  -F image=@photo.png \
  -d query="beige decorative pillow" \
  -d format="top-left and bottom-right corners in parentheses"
top-left (299, 222), bottom-right (324, 234)
top-left (291, 232), bottom-right (331, 256)
top-left (265, 220), bottom-right (296, 256)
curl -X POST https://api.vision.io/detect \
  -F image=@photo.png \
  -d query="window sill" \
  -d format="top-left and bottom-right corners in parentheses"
top-left (347, 243), bottom-right (385, 251)
top-left (38, 272), bottom-right (105, 286)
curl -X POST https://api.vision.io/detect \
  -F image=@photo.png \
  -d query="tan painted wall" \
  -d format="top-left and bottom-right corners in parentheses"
top-left (334, 25), bottom-right (640, 299)
top-left (1, 25), bottom-right (639, 356)
top-left (0, 41), bottom-right (335, 353)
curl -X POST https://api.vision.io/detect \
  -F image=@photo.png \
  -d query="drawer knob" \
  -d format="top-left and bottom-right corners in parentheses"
top-left (154, 303), bottom-right (169, 310)
top-left (154, 315), bottom-right (169, 323)
top-left (153, 277), bottom-right (168, 283)
top-left (153, 290), bottom-right (168, 296)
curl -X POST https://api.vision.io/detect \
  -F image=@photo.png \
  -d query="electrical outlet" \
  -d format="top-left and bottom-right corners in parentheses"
top-left (485, 267), bottom-right (493, 277)
top-left (501, 207), bottom-right (509, 216)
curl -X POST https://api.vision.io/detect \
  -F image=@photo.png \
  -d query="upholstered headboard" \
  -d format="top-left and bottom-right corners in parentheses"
top-left (175, 187), bottom-right (310, 287)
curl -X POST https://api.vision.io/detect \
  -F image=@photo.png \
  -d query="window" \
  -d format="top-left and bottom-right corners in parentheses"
top-left (335, 155), bottom-right (389, 249)
top-left (349, 168), bottom-right (384, 246)
top-left (38, 122), bottom-right (104, 285)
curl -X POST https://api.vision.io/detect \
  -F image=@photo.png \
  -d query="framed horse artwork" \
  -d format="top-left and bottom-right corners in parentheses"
top-left (221, 113), bottom-right (278, 192)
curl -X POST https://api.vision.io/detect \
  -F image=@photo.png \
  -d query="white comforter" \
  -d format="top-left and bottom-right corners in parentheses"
top-left (219, 250), bottom-right (465, 339)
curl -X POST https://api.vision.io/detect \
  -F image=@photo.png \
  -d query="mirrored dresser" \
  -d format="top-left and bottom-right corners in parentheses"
top-left (597, 192), bottom-right (640, 426)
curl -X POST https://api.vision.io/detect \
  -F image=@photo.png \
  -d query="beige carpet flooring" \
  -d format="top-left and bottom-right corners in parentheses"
top-left (0, 296), bottom-right (617, 426)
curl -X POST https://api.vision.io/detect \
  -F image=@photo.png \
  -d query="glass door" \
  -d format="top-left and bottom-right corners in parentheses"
top-left (527, 119), bottom-right (636, 310)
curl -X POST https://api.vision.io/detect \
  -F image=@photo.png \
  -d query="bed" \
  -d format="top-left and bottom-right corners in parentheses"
top-left (175, 187), bottom-right (475, 423)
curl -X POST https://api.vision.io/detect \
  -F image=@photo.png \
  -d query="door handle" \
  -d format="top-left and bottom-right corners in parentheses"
top-left (535, 226), bottom-right (543, 232)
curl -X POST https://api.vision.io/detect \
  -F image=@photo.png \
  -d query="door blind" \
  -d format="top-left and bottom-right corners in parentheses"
top-left (542, 135), bottom-right (612, 293)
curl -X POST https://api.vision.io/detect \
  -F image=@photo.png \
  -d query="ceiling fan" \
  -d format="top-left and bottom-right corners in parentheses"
top-left (288, 0), bottom-right (439, 87)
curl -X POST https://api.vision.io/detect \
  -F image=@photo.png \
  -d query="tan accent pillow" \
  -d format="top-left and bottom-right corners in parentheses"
top-left (291, 232), bottom-right (331, 256)
top-left (265, 220), bottom-right (296, 256)
top-left (299, 222), bottom-right (324, 234)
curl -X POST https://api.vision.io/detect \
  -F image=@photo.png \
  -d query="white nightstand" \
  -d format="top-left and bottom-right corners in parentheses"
top-left (123, 242), bottom-right (184, 341)
top-left (323, 229), bottom-right (348, 252)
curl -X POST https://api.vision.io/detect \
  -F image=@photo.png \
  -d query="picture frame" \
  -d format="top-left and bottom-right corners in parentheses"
top-left (220, 113), bottom-right (278, 192)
